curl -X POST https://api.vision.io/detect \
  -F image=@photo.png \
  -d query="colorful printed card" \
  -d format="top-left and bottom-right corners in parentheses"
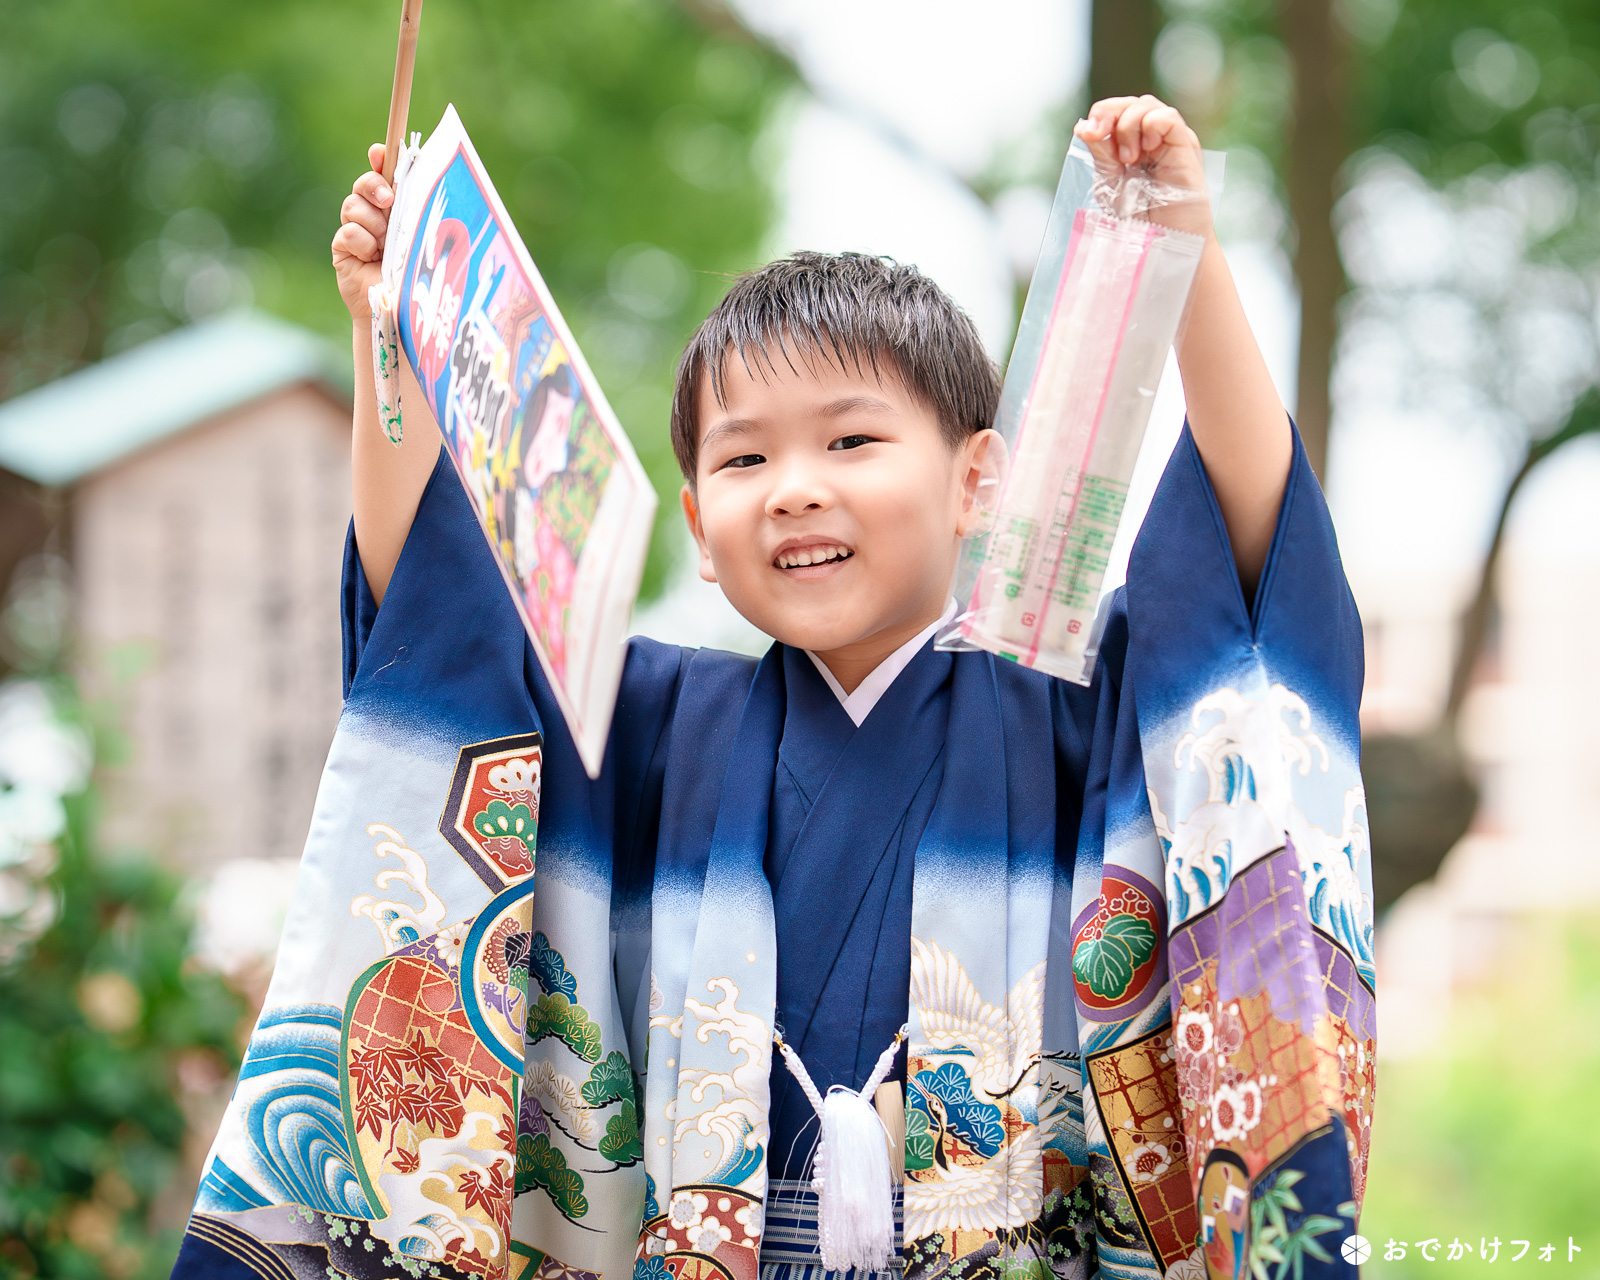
top-left (378, 105), bottom-right (656, 777)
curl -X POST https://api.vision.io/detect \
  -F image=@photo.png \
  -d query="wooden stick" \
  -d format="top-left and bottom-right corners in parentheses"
top-left (381, 0), bottom-right (425, 185)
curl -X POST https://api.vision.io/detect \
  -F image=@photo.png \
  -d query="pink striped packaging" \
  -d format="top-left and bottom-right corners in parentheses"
top-left (942, 158), bottom-right (1206, 685)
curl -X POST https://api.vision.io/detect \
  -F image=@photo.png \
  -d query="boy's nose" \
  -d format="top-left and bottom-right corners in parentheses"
top-left (764, 460), bottom-right (832, 518)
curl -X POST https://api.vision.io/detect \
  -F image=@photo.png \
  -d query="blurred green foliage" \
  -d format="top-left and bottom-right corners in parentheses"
top-left (1153, 0), bottom-right (1289, 161)
top-left (1352, 0), bottom-right (1600, 273)
top-left (0, 0), bottom-right (790, 593)
top-left (1151, 0), bottom-right (1600, 264)
top-left (1352, 0), bottom-right (1600, 180)
top-left (0, 674), bottom-right (247, 1280)
top-left (1361, 913), bottom-right (1600, 1271)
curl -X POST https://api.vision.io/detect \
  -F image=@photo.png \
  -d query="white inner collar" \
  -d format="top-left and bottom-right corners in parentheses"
top-left (805, 599), bottom-right (958, 727)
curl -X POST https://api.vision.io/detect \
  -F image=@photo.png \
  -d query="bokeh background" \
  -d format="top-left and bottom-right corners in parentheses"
top-left (2, 0), bottom-right (1599, 1274)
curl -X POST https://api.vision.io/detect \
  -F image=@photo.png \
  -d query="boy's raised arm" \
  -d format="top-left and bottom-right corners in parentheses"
top-left (1076, 97), bottom-right (1294, 595)
top-left (333, 142), bottom-right (444, 606)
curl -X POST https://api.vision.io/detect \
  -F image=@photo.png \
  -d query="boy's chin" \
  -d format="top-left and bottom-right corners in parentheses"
top-left (746, 607), bottom-right (908, 658)
top-left (743, 615), bottom-right (838, 653)
top-left (720, 576), bottom-right (947, 656)
top-left (727, 600), bottom-right (860, 655)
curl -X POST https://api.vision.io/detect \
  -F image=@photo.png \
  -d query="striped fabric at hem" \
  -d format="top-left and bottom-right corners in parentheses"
top-left (758, 1178), bottom-right (905, 1280)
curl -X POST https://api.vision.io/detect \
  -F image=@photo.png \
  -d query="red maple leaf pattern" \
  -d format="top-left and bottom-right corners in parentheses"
top-left (392, 1145), bottom-right (421, 1175)
top-left (365, 1041), bottom-right (411, 1086)
top-left (385, 1078), bottom-right (465, 1134)
top-left (493, 1114), bottom-right (515, 1149)
top-left (387, 1083), bottom-right (429, 1127)
top-left (399, 1032), bottom-right (454, 1084)
top-left (460, 1069), bottom-right (513, 1110)
top-left (410, 1080), bottom-right (466, 1134)
top-left (349, 1046), bottom-right (390, 1096)
top-left (457, 1162), bottom-right (510, 1221)
top-left (353, 1091), bottom-right (387, 1140)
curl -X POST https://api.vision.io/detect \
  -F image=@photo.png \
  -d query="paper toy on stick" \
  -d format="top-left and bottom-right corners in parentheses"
top-left (376, 106), bottom-right (657, 776)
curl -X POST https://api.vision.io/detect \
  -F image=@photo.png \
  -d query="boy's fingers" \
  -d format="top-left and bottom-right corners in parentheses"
top-left (353, 169), bottom-right (394, 208)
top-left (1145, 104), bottom-right (1184, 150)
top-left (368, 142), bottom-right (386, 172)
top-left (1078, 129), bottom-right (1121, 171)
top-left (1113, 96), bottom-right (1162, 163)
top-left (1083, 95), bottom-right (1137, 138)
top-left (333, 221), bottom-right (382, 264)
top-left (1140, 104), bottom-right (1189, 154)
top-left (341, 193), bottom-right (390, 241)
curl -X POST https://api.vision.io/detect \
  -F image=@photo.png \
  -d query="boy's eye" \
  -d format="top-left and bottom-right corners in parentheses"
top-left (829, 434), bottom-right (877, 451)
top-left (719, 453), bottom-right (765, 470)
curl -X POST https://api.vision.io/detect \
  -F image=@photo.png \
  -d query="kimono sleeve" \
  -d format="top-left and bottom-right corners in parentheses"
top-left (171, 448), bottom-right (678, 1280)
top-left (340, 446), bottom-right (681, 848)
top-left (342, 448), bottom-right (686, 1265)
top-left (1067, 424), bottom-right (1372, 1280)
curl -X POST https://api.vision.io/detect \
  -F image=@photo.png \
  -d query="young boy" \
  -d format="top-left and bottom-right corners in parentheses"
top-left (174, 97), bottom-right (1371, 1280)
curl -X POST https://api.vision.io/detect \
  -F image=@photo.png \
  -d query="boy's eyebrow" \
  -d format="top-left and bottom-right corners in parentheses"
top-left (819, 394), bottom-right (895, 417)
top-left (700, 417), bottom-right (760, 451)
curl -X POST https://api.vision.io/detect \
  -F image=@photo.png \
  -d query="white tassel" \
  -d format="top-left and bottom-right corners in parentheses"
top-left (816, 1086), bottom-right (894, 1272)
top-left (775, 1026), bottom-right (907, 1275)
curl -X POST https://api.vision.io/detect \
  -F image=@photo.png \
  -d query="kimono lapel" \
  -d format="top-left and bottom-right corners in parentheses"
top-left (769, 642), bottom-right (953, 1057)
top-left (765, 647), bottom-right (857, 887)
top-left (903, 652), bottom-right (1058, 1257)
top-left (643, 648), bottom-right (785, 1279)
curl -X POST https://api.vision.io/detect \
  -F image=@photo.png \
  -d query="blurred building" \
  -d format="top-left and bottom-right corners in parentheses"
top-left (1352, 441), bottom-right (1600, 1056)
top-left (0, 312), bottom-right (352, 875)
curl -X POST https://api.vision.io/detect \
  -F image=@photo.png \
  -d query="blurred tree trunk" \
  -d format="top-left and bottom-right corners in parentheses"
top-left (1090, 0), bottom-right (1159, 102)
top-left (1279, 0), bottom-right (1349, 480)
top-left (1365, 391), bottom-right (1600, 913)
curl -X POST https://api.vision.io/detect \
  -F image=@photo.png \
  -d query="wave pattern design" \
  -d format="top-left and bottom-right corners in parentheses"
top-left (197, 1003), bottom-right (374, 1219)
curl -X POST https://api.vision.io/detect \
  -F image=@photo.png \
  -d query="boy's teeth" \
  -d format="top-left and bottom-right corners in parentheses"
top-left (779, 545), bottom-right (850, 568)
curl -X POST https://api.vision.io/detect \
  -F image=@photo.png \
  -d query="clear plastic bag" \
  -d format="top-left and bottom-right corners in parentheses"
top-left (937, 134), bottom-right (1222, 684)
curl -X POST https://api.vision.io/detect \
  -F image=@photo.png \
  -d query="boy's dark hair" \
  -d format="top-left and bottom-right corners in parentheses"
top-left (669, 251), bottom-right (1000, 481)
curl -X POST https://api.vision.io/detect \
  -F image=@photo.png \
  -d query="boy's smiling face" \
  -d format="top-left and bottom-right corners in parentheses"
top-left (682, 347), bottom-right (991, 689)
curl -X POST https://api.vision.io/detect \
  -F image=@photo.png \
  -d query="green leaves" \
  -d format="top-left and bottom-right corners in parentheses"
top-left (515, 1132), bottom-right (588, 1220)
top-left (474, 800), bottom-right (537, 855)
top-left (529, 931), bottom-right (578, 1002)
top-left (599, 1099), bottom-right (642, 1166)
top-left (526, 992), bottom-right (603, 1063)
top-left (1071, 913), bottom-right (1157, 1000)
top-left (904, 1105), bottom-right (934, 1173)
top-left (1248, 1168), bottom-right (1344, 1280)
top-left (581, 1049), bottom-right (634, 1108)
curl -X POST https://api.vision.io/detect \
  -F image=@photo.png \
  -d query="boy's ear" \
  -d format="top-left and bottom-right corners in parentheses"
top-left (954, 429), bottom-right (1003, 539)
top-left (680, 484), bottom-right (718, 584)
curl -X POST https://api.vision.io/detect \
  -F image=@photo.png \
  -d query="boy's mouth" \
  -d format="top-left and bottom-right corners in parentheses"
top-left (773, 543), bottom-right (854, 571)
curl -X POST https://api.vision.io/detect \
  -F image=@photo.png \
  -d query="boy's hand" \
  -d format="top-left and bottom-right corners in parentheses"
top-left (1074, 96), bottom-right (1211, 238)
top-left (333, 143), bottom-right (394, 324)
